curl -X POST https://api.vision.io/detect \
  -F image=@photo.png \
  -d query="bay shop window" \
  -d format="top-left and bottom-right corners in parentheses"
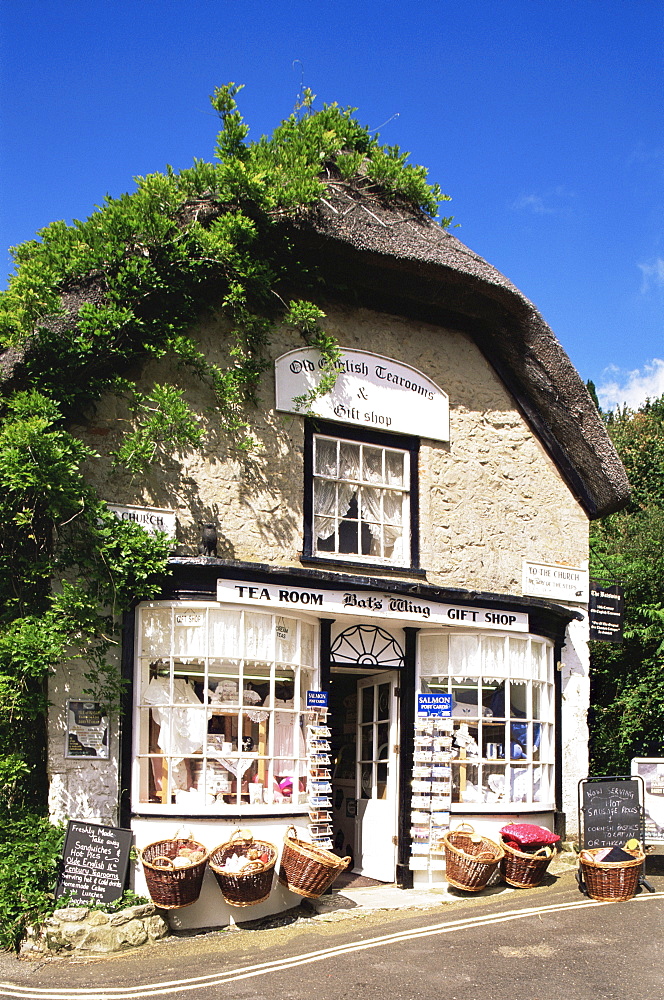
top-left (133, 603), bottom-right (317, 813)
top-left (418, 631), bottom-right (555, 809)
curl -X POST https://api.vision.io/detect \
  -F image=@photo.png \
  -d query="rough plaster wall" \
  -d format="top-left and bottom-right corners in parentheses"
top-left (47, 651), bottom-right (120, 826)
top-left (559, 613), bottom-right (590, 839)
top-left (73, 315), bottom-right (305, 566)
top-left (61, 303), bottom-right (590, 829)
top-left (73, 303), bottom-right (589, 595)
top-left (321, 307), bottom-right (589, 593)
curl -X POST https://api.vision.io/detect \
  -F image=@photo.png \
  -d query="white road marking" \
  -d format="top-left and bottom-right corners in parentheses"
top-left (2, 892), bottom-right (662, 1000)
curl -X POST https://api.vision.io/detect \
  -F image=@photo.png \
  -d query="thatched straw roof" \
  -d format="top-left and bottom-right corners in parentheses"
top-left (285, 184), bottom-right (630, 519)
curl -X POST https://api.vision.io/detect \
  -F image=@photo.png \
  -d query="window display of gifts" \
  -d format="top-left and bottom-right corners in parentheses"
top-left (452, 723), bottom-right (480, 758)
top-left (143, 676), bottom-right (205, 764)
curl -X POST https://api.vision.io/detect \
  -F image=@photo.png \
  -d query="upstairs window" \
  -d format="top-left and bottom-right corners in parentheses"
top-left (307, 427), bottom-right (416, 567)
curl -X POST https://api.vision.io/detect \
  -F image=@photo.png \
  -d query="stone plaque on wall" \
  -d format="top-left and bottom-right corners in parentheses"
top-left (522, 560), bottom-right (589, 603)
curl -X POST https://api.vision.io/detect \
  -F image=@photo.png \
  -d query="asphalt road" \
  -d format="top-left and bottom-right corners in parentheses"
top-left (1, 869), bottom-right (663, 1000)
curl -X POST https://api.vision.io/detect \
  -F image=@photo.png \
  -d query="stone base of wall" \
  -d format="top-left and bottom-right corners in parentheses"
top-left (20, 903), bottom-right (169, 956)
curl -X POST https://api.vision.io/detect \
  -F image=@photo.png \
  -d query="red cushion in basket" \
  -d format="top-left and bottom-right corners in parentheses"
top-left (500, 824), bottom-right (560, 848)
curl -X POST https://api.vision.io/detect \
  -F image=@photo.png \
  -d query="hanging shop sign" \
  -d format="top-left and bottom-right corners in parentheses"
top-left (589, 581), bottom-right (624, 642)
top-left (65, 701), bottom-right (109, 759)
top-left (55, 820), bottom-right (133, 906)
top-left (417, 693), bottom-right (453, 717)
top-left (522, 560), bottom-right (589, 603)
top-left (275, 348), bottom-right (450, 442)
top-left (216, 579), bottom-right (529, 631)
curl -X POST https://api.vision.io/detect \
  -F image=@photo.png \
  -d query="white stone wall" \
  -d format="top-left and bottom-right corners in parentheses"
top-left (47, 651), bottom-right (121, 827)
top-left (559, 612), bottom-right (591, 838)
top-left (71, 304), bottom-right (589, 587)
top-left (52, 302), bottom-right (591, 843)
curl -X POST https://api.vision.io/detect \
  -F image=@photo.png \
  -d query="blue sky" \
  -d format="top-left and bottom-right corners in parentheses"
top-left (1, 0), bottom-right (662, 409)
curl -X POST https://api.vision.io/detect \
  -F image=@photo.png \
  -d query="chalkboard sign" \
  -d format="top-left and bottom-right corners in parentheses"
top-left (55, 820), bottom-right (133, 905)
top-left (580, 778), bottom-right (643, 849)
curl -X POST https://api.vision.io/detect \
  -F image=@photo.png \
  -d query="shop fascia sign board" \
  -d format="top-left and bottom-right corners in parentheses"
top-left (522, 560), bottom-right (589, 603)
top-left (216, 579), bottom-right (528, 631)
top-left (275, 348), bottom-right (450, 443)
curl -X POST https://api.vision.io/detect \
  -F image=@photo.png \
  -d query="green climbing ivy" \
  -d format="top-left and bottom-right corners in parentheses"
top-left (0, 85), bottom-right (450, 921)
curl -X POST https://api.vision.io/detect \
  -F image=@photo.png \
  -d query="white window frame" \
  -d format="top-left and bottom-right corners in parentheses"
top-left (311, 432), bottom-right (411, 566)
top-left (417, 629), bottom-right (555, 812)
top-left (132, 601), bottom-right (319, 816)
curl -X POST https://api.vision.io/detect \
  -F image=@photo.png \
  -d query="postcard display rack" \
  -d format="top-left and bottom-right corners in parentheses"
top-left (306, 709), bottom-right (334, 850)
top-left (410, 715), bottom-right (454, 875)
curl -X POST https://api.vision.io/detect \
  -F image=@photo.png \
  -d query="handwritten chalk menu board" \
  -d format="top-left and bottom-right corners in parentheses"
top-left (580, 778), bottom-right (643, 849)
top-left (55, 821), bottom-right (133, 905)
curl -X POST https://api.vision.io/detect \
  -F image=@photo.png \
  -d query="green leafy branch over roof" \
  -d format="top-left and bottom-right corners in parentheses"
top-left (1, 85), bottom-right (450, 382)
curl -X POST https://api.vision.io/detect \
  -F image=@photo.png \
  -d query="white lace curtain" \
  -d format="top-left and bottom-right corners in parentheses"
top-left (314, 440), bottom-right (357, 541)
top-left (314, 441), bottom-right (403, 553)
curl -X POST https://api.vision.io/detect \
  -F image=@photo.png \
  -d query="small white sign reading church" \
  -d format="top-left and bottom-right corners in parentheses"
top-left (522, 560), bottom-right (589, 603)
top-left (275, 348), bottom-right (449, 442)
top-left (107, 504), bottom-right (177, 539)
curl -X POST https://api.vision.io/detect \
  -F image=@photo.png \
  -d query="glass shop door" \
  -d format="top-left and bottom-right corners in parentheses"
top-left (355, 671), bottom-right (399, 881)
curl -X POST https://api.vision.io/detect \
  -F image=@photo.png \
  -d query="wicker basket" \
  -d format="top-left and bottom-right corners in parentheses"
top-left (501, 842), bottom-right (555, 888)
top-left (442, 823), bottom-right (504, 892)
top-left (578, 847), bottom-right (645, 902)
top-left (209, 829), bottom-right (277, 907)
top-left (140, 838), bottom-right (208, 909)
top-left (278, 826), bottom-right (351, 898)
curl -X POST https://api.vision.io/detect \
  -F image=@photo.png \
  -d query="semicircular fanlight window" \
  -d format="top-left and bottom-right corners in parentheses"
top-left (330, 624), bottom-right (404, 668)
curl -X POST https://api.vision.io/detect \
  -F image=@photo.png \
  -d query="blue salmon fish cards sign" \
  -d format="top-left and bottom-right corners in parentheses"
top-left (418, 693), bottom-right (452, 717)
top-left (307, 690), bottom-right (329, 709)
